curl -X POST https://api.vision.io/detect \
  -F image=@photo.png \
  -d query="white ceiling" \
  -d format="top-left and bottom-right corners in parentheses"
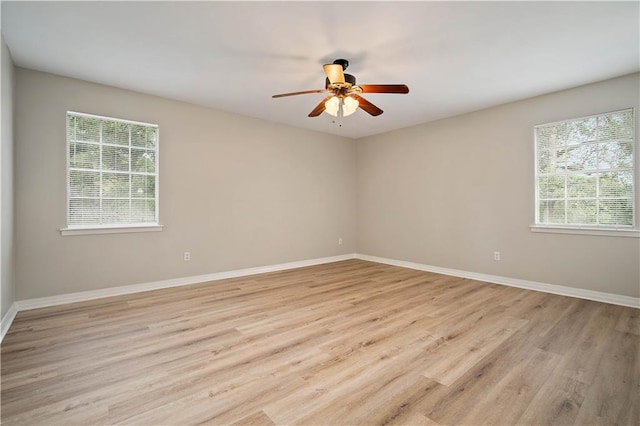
top-left (2, 1), bottom-right (639, 139)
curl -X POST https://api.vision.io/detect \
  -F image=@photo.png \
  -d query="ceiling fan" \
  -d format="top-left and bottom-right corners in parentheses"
top-left (272, 59), bottom-right (409, 119)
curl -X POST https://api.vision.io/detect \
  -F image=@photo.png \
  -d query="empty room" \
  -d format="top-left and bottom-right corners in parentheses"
top-left (1, 1), bottom-right (639, 425)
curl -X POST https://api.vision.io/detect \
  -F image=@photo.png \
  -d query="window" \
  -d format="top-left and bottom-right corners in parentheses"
top-left (65, 112), bottom-right (159, 232)
top-left (534, 109), bottom-right (636, 234)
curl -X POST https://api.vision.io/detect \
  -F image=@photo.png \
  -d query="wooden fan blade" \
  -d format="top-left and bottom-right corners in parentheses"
top-left (351, 94), bottom-right (383, 116)
top-left (272, 89), bottom-right (328, 98)
top-left (323, 64), bottom-right (345, 85)
top-left (308, 95), bottom-right (334, 117)
top-left (357, 84), bottom-right (409, 94)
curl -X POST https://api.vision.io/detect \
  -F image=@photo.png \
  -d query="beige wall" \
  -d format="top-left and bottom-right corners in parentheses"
top-left (15, 68), bottom-right (357, 300)
top-left (357, 73), bottom-right (640, 298)
top-left (12, 68), bottom-right (640, 302)
top-left (1, 35), bottom-right (15, 318)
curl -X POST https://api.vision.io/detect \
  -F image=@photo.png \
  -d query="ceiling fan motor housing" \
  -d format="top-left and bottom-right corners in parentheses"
top-left (325, 73), bottom-right (356, 89)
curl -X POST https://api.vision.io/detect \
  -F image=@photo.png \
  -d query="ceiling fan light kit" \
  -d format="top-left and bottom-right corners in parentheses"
top-left (272, 59), bottom-right (409, 122)
top-left (325, 95), bottom-right (359, 117)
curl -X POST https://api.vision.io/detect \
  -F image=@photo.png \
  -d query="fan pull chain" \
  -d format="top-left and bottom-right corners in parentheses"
top-left (332, 99), bottom-right (344, 127)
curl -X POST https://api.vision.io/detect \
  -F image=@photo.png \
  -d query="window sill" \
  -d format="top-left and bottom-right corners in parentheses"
top-left (60, 224), bottom-right (164, 236)
top-left (530, 225), bottom-right (640, 238)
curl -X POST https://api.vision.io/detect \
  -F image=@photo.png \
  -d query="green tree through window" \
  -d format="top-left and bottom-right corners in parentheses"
top-left (67, 112), bottom-right (159, 227)
top-left (535, 109), bottom-right (634, 228)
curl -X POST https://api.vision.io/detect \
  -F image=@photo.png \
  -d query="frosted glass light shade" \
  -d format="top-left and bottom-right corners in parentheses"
top-left (324, 96), bottom-right (359, 117)
top-left (342, 96), bottom-right (359, 116)
top-left (324, 97), bottom-right (340, 116)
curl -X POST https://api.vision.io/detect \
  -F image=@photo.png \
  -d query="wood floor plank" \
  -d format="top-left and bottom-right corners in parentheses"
top-left (517, 375), bottom-right (588, 425)
top-left (615, 306), bottom-right (640, 335)
top-left (457, 347), bottom-right (562, 425)
top-left (574, 330), bottom-right (640, 425)
top-left (423, 334), bottom-right (535, 425)
top-left (229, 410), bottom-right (275, 426)
top-left (421, 312), bottom-right (528, 386)
top-left (557, 302), bottom-right (621, 385)
top-left (1, 259), bottom-right (638, 425)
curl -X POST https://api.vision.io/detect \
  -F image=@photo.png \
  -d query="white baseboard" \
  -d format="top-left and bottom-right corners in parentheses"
top-left (1, 302), bottom-right (18, 342)
top-left (15, 253), bottom-right (357, 312)
top-left (2, 251), bottom-right (637, 344)
top-left (355, 253), bottom-right (640, 309)
top-left (0, 253), bottom-right (356, 343)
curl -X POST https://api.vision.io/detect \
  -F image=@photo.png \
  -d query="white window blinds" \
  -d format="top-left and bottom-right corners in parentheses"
top-left (67, 112), bottom-right (159, 227)
top-left (535, 109), bottom-right (635, 228)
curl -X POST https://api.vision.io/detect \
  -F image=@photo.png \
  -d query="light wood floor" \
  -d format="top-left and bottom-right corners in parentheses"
top-left (1, 259), bottom-right (638, 425)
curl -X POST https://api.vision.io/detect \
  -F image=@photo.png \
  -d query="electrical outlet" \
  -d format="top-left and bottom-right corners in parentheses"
top-left (184, 252), bottom-right (191, 262)
top-left (338, 237), bottom-right (343, 245)
top-left (494, 251), bottom-right (501, 261)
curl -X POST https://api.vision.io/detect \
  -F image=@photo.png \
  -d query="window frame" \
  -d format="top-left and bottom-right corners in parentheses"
top-left (60, 111), bottom-right (162, 236)
top-left (531, 108), bottom-right (639, 238)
